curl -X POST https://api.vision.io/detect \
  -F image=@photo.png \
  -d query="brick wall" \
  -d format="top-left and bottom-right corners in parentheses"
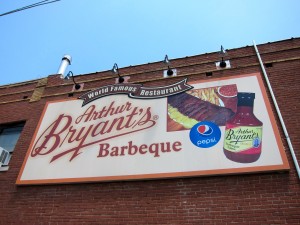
top-left (0, 38), bottom-right (299, 225)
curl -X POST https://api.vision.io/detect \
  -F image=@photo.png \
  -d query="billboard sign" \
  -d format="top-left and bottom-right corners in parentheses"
top-left (17, 73), bottom-right (289, 185)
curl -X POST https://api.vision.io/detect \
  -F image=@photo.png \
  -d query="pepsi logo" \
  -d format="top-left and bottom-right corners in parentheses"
top-left (197, 125), bottom-right (213, 136)
top-left (189, 121), bottom-right (221, 148)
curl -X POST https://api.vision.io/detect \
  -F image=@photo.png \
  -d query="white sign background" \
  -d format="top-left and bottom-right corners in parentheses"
top-left (17, 73), bottom-right (289, 185)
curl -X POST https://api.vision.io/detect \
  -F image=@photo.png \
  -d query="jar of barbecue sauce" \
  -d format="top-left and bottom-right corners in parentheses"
top-left (223, 92), bottom-right (263, 163)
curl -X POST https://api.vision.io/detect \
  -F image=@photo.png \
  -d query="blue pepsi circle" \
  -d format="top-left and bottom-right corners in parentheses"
top-left (189, 121), bottom-right (221, 148)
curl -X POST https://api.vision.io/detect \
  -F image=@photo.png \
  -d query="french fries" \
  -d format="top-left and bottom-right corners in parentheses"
top-left (187, 87), bottom-right (220, 105)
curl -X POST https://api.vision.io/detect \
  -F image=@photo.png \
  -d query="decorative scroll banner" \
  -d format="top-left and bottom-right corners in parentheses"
top-left (78, 78), bottom-right (193, 106)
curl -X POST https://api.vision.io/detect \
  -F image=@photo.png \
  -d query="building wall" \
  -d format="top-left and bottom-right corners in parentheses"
top-left (0, 38), bottom-right (299, 225)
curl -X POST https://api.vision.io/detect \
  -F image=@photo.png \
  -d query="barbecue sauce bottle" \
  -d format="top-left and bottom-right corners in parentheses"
top-left (223, 92), bottom-right (263, 163)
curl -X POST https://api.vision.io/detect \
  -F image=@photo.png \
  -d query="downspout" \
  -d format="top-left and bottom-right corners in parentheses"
top-left (253, 40), bottom-right (300, 179)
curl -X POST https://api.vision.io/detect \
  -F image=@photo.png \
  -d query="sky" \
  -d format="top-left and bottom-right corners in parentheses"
top-left (1, 0), bottom-right (300, 86)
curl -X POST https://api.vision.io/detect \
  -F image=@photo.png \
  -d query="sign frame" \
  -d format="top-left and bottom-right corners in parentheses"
top-left (16, 73), bottom-right (289, 185)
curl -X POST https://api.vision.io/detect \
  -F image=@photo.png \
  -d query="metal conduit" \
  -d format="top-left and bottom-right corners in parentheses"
top-left (253, 40), bottom-right (300, 180)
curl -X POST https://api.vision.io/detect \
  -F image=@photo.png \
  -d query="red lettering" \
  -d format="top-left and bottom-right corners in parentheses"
top-left (161, 142), bottom-right (171, 153)
top-left (139, 144), bottom-right (147, 154)
top-left (149, 143), bottom-right (160, 157)
top-left (31, 114), bottom-right (72, 157)
top-left (75, 105), bottom-right (95, 123)
top-left (96, 141), bottom-right (182, 159)
top-left (31, 101), bottom-right (157, 162)
top-left (128, 141), bottom-right (138, 155)
top-left (50, 124), bottom-right (94, 162)
top-left (173, 141), bottom-right (182, 151)
top-left (120, 146), bottom-right (128, 156)
top-left (97, 143), bottom-right (109, 157)
top-left (111, 147), bottom-right (119, 156)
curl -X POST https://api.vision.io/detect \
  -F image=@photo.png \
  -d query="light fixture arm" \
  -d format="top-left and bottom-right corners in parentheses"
top-left (66, 71), bottom-right (81, 90)
top-left (219, 45), bottom-right (227, 68)
top-left (163, 54), bottom-right (174, 76)
top-left (112, 63), bottom-right (124, 83)
top-left (112, 63), bottom-right (120, 77)
top-left (164, 55), bottom-right (170, 65)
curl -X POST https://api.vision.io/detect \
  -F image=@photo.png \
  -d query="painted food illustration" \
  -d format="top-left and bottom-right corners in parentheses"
top-left (167, 84), bottom-right (237, 131)
top-left (218, 85), bottom-right (238, 98)
top-left (223, 92), bottom-right (263, 163)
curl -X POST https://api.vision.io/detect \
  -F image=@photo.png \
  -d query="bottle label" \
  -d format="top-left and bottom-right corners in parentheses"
top-left (224, 126), bottom-right (262, 153)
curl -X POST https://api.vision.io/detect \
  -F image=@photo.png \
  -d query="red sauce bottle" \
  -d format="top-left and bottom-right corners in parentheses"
top-left (223, 92), bottom-right (263, 163)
